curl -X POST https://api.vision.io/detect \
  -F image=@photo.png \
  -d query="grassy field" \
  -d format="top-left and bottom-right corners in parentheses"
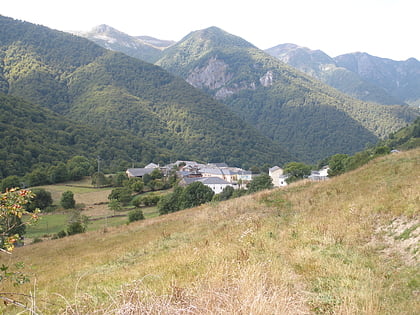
top-left (2, 149), bottom-right (419, 314)
top-left (25, 181), bottom-right (161, 240)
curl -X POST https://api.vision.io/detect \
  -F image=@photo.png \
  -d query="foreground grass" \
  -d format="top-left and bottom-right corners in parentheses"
top-left (2, 149), bottom-right (419, 314)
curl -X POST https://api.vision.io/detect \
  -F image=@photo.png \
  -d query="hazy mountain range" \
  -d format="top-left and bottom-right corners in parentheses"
top-left (78, 24), bottom-right (420, 109)
top-left (266, 43), bottom-right (420, 107)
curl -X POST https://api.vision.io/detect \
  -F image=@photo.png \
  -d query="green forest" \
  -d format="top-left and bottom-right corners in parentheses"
top-left (155, 26), bottom-right (417, 162)
top-left (0, 15), bottom-right (292, 181)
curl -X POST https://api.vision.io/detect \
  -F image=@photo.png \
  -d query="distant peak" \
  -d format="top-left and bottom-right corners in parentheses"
top-left (91, 24), bottom-right (115, 33)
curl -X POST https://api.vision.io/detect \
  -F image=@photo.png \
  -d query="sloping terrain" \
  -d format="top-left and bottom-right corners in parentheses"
top-left (4, 148), bottom-right (419, 314)
top-left (0, 16), bottom-right (291, 169)
top-left (335, 52), bottom-right (420, 107)
top-left (266, 43), bottom-right (406, 106)
top-left (156, 27), bottom-right (416, 162)
top-left (0, 93), bottom-right (166, 176)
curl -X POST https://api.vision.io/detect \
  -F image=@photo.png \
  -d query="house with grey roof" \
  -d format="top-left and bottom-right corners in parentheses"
top-left (308, 166), bottom-right (330, 181)
top-left (179, 177), bottom-right (235, 194)
top-left (126, 168), bottom-right (156, 178)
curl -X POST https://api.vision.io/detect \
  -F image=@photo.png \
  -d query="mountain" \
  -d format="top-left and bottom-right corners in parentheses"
top-left (0, 16), bottom-right (292, 171)
top-left (0, 93), bottom-right (166, 177)
top-left (155, 27), bottom-right (417, 162)
top-left (135, 35), bottom-right (175, 49)
top-left (72, 24), bottom-right (171, 63)
top-left (266, 44), bottom-right (420, 107)
top-left (335, 52), bottom-right (420, 107)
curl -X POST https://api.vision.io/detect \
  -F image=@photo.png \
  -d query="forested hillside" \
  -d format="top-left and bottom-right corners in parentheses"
top-left (384, 116), bottom-right (420, 150)
top-left (156, 27), bottom-right (417, 162)
top-left (0, 16), bottom-right (292, 173)
top-left (0, 93), bottom-right (167, 177)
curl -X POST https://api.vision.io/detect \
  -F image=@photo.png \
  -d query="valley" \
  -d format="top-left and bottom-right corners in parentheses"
top-left (2, 148), bottom-right (419, 314)
top-left (0, 15), bottom-right (419, 314)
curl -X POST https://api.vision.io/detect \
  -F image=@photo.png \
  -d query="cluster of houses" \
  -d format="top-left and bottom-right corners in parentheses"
top-left (126, 161), bottom-right (329, 194)
top-left (269, 165), bottom-right (330, 187)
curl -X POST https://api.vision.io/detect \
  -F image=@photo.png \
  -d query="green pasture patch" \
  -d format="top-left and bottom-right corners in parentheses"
top-left (25, 213), bottom-right (68, 238)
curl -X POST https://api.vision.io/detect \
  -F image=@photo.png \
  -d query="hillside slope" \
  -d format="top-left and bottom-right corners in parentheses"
top-left (266, 43), bottom-right (406, 106)
top-left (5, 148), bottom-right (419, 314)
top-left (156, 27), bottom-right (417, 162)
top-left (0, 16), bottom-right (291, 168)
top-left (0, 93), bottom-right (166, 176)
top-left (335, 52), bottom-right (420, 107)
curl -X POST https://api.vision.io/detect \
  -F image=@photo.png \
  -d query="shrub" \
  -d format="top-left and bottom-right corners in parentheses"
top-left (57, 230), bottom-right (67, 238)
top-left (32, 237), bottom-right (43, 244)
top-left (128, 209), bottom-right (144, 223)
top-left (61, 191), bottom-right (76, 209)
top-left (67, 221), bottom-right (86, 235)
top-left (108, 187), bottom-right (132, 205)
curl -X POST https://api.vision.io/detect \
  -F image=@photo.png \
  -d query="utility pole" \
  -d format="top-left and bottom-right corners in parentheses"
top-left (97, 156), bottom-right (101, 188)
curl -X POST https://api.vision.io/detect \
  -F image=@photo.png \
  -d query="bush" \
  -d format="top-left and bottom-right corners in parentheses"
top-left (108, 187), bottom-right (132, 205)
top-left (67, 221), bottom-right (86, 235)
top-left (61, 191), bottom-right (76, 209)
top-left (27, 188), bottom-right (53, 212)
top-left (247, 173), bottom-right (274, 192)
top-left (32, 237), bottom-right (43, 244)
top-left (57, 230), bottom-right (67, 238)
top-left (128, 209), bottom-right (144, 223)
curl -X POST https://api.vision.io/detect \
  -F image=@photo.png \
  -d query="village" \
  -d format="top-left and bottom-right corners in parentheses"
top-left (126, 161), bottom-right (330, 194)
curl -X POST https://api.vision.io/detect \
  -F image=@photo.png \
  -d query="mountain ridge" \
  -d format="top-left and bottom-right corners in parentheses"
top-left (266, 43), bottom-right (420, 107)
top-left (0, 16), bottom-right (292, 171)
top-left (154, 27), bottom-right (417, 162)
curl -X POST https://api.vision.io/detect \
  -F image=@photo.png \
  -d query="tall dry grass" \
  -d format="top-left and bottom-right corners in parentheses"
top-left (2, 149), bottom-right (419, 314)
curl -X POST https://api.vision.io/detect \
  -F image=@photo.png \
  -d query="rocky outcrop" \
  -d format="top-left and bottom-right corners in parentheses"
top-left (260, 70), bottom-right (273, 87)
top-left (187, 57), bottom-right (262, 99)
top-left (186, 57), bottom-right (232, 90)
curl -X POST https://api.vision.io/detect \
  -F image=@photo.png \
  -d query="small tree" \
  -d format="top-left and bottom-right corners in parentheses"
top-left (247, 173), bottom-right (273, 193)
top-left (158, 186), bottom-right (183, 215)
top-left (108, 199), bottom-right (122, 215)
top-left (26, 188), bottom-right (53, 212)
top-left (112, 172), bottom-right (128, 187)
top-left (218, 185), bottom-right (235, 201)
top-left (91, 172), bottom-right (108, 187)
top-left (284, 162), bottom-right (312, 183)
top-left (108, 187), bottom-right (132, 205)
top-left (61, 190), bottom-right (76, 209)
top-left (128, 209), bottom-right (144, 223)
top-left (67, 211), bottom-right (88, 235)
top-left (125, 177), bottom-right (144, 193)
top-left (1, 188), bottom-right (39, 304)
top-left (327, 154), bottom-right (349, 177)
top-left (181, 182), bottom-right (214, 209)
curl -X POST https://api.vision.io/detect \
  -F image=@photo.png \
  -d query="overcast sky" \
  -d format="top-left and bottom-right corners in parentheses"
top-left (1, 0), bottom-right (418, 61)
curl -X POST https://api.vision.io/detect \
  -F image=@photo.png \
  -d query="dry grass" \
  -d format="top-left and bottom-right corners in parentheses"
top-left (2, 149), bottom-right (419, 314)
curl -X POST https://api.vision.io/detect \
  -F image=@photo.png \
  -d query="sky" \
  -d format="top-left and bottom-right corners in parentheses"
top-left (1, 0), bottom-right (418, 61)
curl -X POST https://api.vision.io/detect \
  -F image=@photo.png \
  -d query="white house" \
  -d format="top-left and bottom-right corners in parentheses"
top-left (180, 177), bottom-right (235, 194)
top-left (269, 166), bottom-right (287, 187)
top-left (308, 166), bottom-right (330, 181)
